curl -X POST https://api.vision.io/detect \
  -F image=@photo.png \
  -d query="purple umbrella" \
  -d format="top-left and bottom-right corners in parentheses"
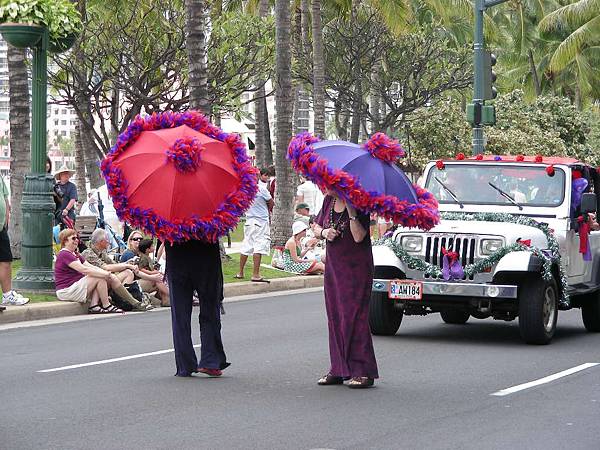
top-left (288, 132), bottom-right (439, 230)
top-left (311, 140), bottom-right (419, 204)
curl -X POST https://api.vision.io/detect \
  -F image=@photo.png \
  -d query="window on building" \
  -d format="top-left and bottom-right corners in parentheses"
top-left (61, 120), bottom-right (67, 125)
top-left (61, 109), bottom-right (67, 115)
top-left (55, 109), bottom-right (59, 115)
top-left (61, 131), bottom-right (66, 136)
top-left (54, 120), bottom-right (59, 126)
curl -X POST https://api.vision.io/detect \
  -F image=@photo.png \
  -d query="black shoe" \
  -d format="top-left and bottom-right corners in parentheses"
top-left (0, 305), bottom-right (5, 312)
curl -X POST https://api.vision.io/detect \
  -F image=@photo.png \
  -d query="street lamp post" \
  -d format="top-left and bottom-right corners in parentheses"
top-left (0, 24), bottom-right (64, 290)
top-left (471, 0), bottom-right (507, 155)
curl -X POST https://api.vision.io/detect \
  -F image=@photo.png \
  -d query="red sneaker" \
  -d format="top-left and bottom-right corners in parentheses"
top-left (197, 367), bottom-right (222, 377)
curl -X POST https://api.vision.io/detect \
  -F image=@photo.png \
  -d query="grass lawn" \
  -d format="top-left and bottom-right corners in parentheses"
top-left (9, 252), bottom-right (295, 303)
top-left (225, 220), bottom-right (244, 243)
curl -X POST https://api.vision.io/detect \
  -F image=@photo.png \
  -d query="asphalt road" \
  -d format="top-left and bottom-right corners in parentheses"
top-left (1, 288), bottom-right (599, 450)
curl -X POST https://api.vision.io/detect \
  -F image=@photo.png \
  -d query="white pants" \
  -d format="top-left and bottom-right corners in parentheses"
top-left (240, 218), bottom-right (271, 256)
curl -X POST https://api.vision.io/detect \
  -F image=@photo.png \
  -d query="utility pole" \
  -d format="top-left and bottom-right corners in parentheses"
top-left (469, 0), bottom-right (507, 155)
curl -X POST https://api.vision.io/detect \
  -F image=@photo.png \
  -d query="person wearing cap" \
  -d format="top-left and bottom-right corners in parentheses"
top-left (294, 202), bottom-right (311, 226)
top-left (282, 221), bottom-right (324, 275)
top-left (54, 165), bottom-right (78, 226)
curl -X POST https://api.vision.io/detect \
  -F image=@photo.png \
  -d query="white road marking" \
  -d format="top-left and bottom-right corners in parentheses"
top-left (491, 363), bottom-right (599, 396)
top-left (38, 344), bottom-right (201, 373)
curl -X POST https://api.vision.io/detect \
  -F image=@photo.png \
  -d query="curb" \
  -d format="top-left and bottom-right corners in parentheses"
top-left (0, 275), bottom-right (324, 325)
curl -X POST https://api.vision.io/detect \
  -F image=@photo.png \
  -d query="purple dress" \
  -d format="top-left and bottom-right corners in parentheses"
top-left (315, 195), bottom-right (379, 379)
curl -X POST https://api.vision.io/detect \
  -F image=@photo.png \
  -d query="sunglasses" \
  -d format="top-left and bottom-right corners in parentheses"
top-left (69, 236), bottom-right (79, 241)
top-left (131, 237), bottom-right (142, 242)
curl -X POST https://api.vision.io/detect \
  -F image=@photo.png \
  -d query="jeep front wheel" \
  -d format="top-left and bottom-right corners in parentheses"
top-left (440, 310), bottom-right (470, 324)
top-left (582, 292), bottom-right (600, 332)
top-left (518, 275), bottom-right (558, 345)
top-left (369, 291), bottom-right (403, 335)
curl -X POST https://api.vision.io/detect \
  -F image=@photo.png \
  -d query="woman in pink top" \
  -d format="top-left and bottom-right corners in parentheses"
top-left (54, 229), bottom-right (123, 313)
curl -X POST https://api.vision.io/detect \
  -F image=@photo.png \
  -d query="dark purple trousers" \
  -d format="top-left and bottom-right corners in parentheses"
top-left (165, 240), bottom-right (229, 377)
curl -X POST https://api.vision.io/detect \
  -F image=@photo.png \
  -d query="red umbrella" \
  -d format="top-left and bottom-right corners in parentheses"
top-left (101, 111), bottom-right (258, 243)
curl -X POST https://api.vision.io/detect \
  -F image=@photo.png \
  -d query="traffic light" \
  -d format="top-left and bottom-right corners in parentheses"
top-left (483, 51), bottom-right (497, 100)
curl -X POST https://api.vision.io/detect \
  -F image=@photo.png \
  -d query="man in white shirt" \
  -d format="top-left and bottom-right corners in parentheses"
top-left (296, 178), bottom-right (324, 216)
top-left (236, 168), bottom-right (274, 283)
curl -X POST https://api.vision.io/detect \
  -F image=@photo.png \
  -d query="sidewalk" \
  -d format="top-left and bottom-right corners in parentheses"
top-left (0, 275), bottom-right (324, 325)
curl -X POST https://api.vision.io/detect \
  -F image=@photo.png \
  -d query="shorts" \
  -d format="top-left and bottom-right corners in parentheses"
top-left (240, 218), bottom-right (271, 256)
top-left (138, 279), bottom-right (157, 293)
top-left (377, 216), bottom-right (392, 225)
top-left (0, 227), bottom-right (13, 262)
top-left (56, 276), bottom-right (89, 303)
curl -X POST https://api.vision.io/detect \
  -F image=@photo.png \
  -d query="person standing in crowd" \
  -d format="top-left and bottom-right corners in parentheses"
top-left (54, 165), bottom-right (78, 227)
top-left (236, 168), bottom-right (274, 283)
top-left (81, 229), bottom-right (153, 311)
top-left (165, 239), bottom-right (230, 377)
top-left (296, 177), bottom-right (324, 216)
top-left (312, 190), bottom-right (378, 388)
top-left (0, 173), bottom-right (29, 307)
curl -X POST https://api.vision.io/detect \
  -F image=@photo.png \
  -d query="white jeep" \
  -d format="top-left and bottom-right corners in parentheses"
top-left (370, 157), bottom-right (600, 344)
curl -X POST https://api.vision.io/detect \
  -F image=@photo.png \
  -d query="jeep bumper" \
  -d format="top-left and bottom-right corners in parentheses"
top-left (372, 279), bottom-right (518, 299)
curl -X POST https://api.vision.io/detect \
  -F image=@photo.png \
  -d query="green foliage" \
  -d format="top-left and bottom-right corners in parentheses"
top-left (0, 0), bottom-right (82, 43)
top-left (401, 90), bottom-right (598, 170)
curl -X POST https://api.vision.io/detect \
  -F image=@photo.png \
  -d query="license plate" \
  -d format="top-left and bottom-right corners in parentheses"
top-left (388, 280), bottom-right (423, 300)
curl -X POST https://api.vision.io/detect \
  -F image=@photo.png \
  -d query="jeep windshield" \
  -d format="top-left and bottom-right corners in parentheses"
top-left (425, 164), bottom-right (565, 207)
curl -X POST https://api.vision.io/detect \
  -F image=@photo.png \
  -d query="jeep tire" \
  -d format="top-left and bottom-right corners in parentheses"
top-left (518, 275), bottom-right (558, 345)
top-left (582, 292), bottom-right (600, 332)
top-left (440, 310), bottom-right (470, 324)
top-left (369, 291), bottom-right (403, 335)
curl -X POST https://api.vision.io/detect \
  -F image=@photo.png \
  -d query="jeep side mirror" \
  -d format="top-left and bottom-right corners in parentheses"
top-left (580, 192), bottom-right (597, 214)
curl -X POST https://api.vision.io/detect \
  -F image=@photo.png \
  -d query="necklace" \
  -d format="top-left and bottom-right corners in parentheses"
top-left (328, 198), bottom-right (348, 238)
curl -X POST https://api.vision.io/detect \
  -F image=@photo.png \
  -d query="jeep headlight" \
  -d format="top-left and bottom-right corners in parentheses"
top-left (400, 235), bottom-right (423, 253)
top-left (480, 238), bottom-right (503, 255)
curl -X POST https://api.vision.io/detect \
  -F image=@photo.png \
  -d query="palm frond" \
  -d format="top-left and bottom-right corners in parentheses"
top-left (539, 0), bottom-right (600, 32)
top-left (548, 15), bottom-right (600, 71)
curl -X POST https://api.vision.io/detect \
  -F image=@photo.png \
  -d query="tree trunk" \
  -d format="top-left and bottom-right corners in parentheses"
top-left (74, 121), bottom-right (88, 205)
top-left (370, 63), bottom-right (381, 133)
top-left (349, 0), bottom-right (361, 143)
top-left (272, 0), bottom-right (295, 247)
top-left (528, 49), bottom-right (541, 97)
top-left (312, 0), bottom-right (325, 137)
top-left (185, 0), bottom-right (211, 115)
top-left (83, 132), bottom-right (103, 188)
top-left (254, 0), bottom-right (272, 168)
top-left (7, 46), bottom-right (31, 258)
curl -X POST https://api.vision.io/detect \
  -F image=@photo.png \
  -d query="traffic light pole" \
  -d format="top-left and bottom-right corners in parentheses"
top-left (471, 0), bottom-right (507, 155)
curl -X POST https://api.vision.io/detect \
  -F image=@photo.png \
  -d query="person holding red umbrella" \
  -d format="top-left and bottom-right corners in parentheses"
top-left (102, 111), bottom-right (258, 377)
top-left (288, 132), bottom-right (439, 388)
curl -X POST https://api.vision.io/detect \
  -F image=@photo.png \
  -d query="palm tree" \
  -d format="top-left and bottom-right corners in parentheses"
top-left (312, 0), bottom-right (325, 136)
top-left (271, 0), bottom-right (295, 246)
top-left (7, 46), bottom-right (31, 258)
top-left (539, 0), bottom-right (600, 107)
top-left (185, 0), bottom-right (211, 115)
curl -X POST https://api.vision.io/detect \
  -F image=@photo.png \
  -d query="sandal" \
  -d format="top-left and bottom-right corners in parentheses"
top-left (347, 377), bottom-right (374, 389)
top-left (88, 305), bottom-right (104, 314)
top-left (101, 304), bottom-right (124, 314)
top-left (251, 277), bottom-right (270, 283)
top-left (317, 373), bottom-right (344, 386)
top-left (233, 274), bottom-right (244, 280)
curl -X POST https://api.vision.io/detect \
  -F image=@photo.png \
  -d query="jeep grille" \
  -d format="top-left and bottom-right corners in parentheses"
top-left (424, 235), bottom-right (477, 280)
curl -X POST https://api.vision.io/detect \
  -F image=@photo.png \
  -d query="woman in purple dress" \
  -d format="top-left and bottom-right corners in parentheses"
top-left (313, 190), bottom-right (378, 388)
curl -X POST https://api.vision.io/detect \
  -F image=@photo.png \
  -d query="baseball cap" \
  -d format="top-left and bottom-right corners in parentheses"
top-left (295, 203), bottom-right (310, 211)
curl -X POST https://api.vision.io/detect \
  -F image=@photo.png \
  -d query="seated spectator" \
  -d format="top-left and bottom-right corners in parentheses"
top-left (294, 202), bottom-right (311, 226)
top-left (125, 236), bottom-right (170, 307)
top-left (54, 229), bottom-right (123, 313)
top-left (282, 221), bottom-right (324, 275)
top-left (81, 229), bottom-right (153, 311)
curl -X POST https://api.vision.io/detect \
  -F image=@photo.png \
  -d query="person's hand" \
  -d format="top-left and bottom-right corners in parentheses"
top-left (62, 209), bottom-right (68, 216)
top-left (126, 264), bottom-right (138, 273)
top-left (104, 271), bottom-right (112, 281)
top-left (151, 273), bottom-right (163, 282)
top-left (321, 228), bottom-right (339, 241)
top-left (305, 237), bottom-right (318, 249)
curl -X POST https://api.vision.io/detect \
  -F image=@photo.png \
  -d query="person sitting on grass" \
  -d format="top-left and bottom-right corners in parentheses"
top-left (54, 229), bottom-right (123, 314)
top-left (282, 221), bottom-right (325, 275)
top-left (120, 230), bottom-right (170, 307)
top-left (136, 238), bottom-right (170, 307)
top-left (81, 228), bottom-right (153, 311)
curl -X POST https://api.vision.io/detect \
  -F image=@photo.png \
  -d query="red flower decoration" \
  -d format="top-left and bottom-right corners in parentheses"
top-left (572, 169), bottom-right (582, 180)
top-left (546, 165), bottom-right (555, 177)
top-left (436, 160), bottom-right (445, 170)
top-left (456, 152), bottom-right (465, 160)
top-left (516, 155), bottom-right (524, 162)
top-left (475, 154), bottom-right (483, 160)
top-left (535, 155), bottom-right (543, 163)
top-left (517, 239), bottom-right (531, 247)
top-left (596, 167), bottom-right (600, 174)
